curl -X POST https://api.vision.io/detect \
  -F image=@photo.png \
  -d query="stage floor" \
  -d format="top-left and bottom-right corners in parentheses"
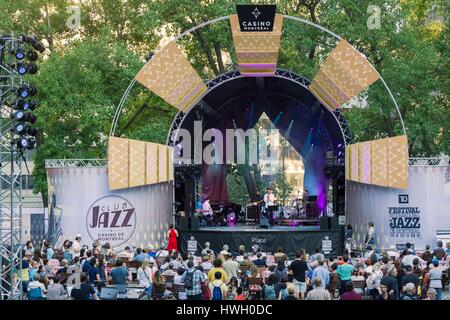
top-left (199, 223), bottom-right (320, 232)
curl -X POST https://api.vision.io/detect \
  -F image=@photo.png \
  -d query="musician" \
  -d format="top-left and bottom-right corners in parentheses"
top-left (263, 187), bottom-right (275, 208)
top-left (202, 198), bottom-right (213, 217)
top-left (302, 189), bottom-right (309, 205)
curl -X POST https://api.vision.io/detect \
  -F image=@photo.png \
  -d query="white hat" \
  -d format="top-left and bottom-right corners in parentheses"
top-left (75, 234), bottom-right (82, 238)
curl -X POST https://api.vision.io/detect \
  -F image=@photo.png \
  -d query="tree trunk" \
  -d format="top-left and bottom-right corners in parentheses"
top-left (213, 42), bottom-right (225, 74)
top-left (193, 29), bottom-right (220, 76)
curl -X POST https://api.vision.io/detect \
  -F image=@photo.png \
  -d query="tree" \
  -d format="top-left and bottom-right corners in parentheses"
top-left (273, 166), bottom-right (293, 206)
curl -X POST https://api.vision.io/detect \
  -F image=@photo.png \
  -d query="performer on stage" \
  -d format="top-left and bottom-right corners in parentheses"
top-left (263, 187), bottom-right (275, 208)
top-left (202, 198), bottom-right (213, 217)
top-left (166, 224), bottom-right (178, 252)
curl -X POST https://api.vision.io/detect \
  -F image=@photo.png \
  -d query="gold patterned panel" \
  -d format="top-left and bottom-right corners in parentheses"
top-left (309, 39), bottom-right (380, 110)
top-left (135, 41), bottom-right (207, 111)
top-left (370, 137), bottom-right (388, 186)
top-left (158, 145), bottom-right (168, 183)
top-left (146, 142), bottom-right (159, 185)
top-left (129, 139), bottom-right (146, 187)
top-left (345, 145), bottom-right (350, 180)
top-left (230, 14), bottom-right (283, 75)
top-left (350, 143), bottom-right (359, 182)
top-left (108, 137), bottom-right (129, 190)
top-left (387, 135), bottom-right (409, 189)
top-left (358, 142), bottom-right (371, 184)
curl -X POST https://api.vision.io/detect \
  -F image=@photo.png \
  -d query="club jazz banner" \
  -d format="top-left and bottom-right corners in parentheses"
top-left (46, 166), bottom-right (173, 249)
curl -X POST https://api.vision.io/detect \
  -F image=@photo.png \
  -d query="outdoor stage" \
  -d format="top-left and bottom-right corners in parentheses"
top-left (179, 221), bottom-right (343, 258)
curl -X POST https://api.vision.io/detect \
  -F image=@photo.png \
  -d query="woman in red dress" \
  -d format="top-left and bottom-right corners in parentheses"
top-left (166, 224), bottom-right (178, 252)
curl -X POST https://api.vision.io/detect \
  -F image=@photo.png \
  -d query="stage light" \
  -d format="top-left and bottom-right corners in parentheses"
top-left (27, 127), bottom-right (37, 136)
top-left (27, 138), bottom-right (36, 150)
top-left (17, 137), bottom-right (29, 149)
top-left (26, 50), bottom-right (38, 61)
top-left (14, 110), bottom-right (25, 121)
top-left (337, 143), bottom-right (342, 148)
top-left (14, 49), bottom-right (25, 60)
top-left (20, 35), bottom-right (45, 53)
top-left (14, 123), bottom-right (26, 134)
top-left (17, 84), bottom-right (37, 98)
top-left (16, 63), bottom-right (28, 75)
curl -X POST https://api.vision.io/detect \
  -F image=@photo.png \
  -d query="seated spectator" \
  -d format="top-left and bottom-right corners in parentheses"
top-left (305, 278), bottom-right (331, 300)
top-left (174, 267), bottom-right (187, 300)
top-left (47, 277), bottom-right (66, 300)
top-left (340, 281), bottom-right (362, 300)
top-left (70, 272), bottom-right (99, 300)
top-left (401, 265), bottom-right (419, 289)
top-left (422, 287), bottom-right (436, 300)
top-left (380, 266), bottom-right (399, 300)
top-left (223, 253), bottom-right (240, 278)
top-left (117, 246), bottom-right (133, 261)
top-left (377, 283), bottom-right (396, 300)
top-left (235, 286), bottom-right (245, 300)
top-left (263, 274), bottom-right (278, 300)
top-left (201, 255), bottom-right (213, 271)
top-left (219, 245), bottom-right (230, 261)
top-left (209, 271), bottom-right (228, 300)
top-left (401, 283), bottom-right (419, 300)
top-left (236, 245), bottom-right (246, 262)
top-left (133, 248), bottom-right (147, 262)
top-left (27, 274), bottom-right (46, 300)
top-left (201, 242), bottom-right (215, 256)
top-left (163, 263), bottom-right (177, 277)
top-left (207, 258), bottom-right (227, 283)
top-left (109, 259), bottom-right (131, 285)
top-left (248, 265), bottom-right (261, 279)
top-left (56, 259), bottom-right (69, 276)
top-left (253, 252), bottom-right (267, 267)
top-left (153, 270), bottom-right (166, 299)
top-left (273, 247), bottom-right (288, 262)
top-left (282, 283), bottom-right (299, 300)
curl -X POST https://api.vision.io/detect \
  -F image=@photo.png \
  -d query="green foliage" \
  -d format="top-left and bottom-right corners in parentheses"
top-left (274, 166), bottom-right (293, 206)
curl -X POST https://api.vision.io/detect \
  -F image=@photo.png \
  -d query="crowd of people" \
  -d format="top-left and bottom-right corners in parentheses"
top-left (9, 232), bottom-right (450, 301)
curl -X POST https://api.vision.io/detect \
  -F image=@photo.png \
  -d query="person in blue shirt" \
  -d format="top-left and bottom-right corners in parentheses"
top-left (88, 258), bottom-right (100, 285)
top-left (133, 248), bottom-right (147, 262)
top-left (311, 260), bottom-right (330, 288)
top-left (109, 259), bottom-right (130, 285)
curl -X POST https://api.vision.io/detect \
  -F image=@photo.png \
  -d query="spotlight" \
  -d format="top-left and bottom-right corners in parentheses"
top-left (27, 138), bottom-right (36, 150)
top-left (14, 110), bottom-right (25, 121)
top-left (26, 50), bottom-right (38, 61)
top-left (337, 144), bottom-right (342, 148)
top-left (20, 35), bottom-right (45, 53)
top-left (14, 123), bottom-right (26, 134)
top-left (17, 137), bottom-right (29, 149)
top-left (21, 100), bottom-right (37, 111)
top-left (27, 127), bottom-right (38, 136)
top-left (16, 63), bottom-right (28, 75)
top-left (17, 84), bottom-right (37, 98)
top-left (14, 49), bottom-right (25, 60)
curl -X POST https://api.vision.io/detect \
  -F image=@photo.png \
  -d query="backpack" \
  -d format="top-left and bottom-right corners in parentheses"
top-left (264, 285), bottom-right (276, 300)
top-left (184, 271), bottom-right (194, 290)
top-left (212, 284), bottom-right (222, 300)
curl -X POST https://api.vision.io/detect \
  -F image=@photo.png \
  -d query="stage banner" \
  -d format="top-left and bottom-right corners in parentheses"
top-left (309, 39), bottom-right (380, 111)
top-left (347, 165), bottom-right (450, 250)
top-left (231, 5), bottom-right (283, 76)
top-left (135, 41), bottom-right (207, 111)
top-left (179, 230), bottom-right (342, 258)
top-left (46, 166), bottom-right (173, 250)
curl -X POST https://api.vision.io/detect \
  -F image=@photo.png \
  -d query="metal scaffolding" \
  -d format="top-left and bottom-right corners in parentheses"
top-left (0, 34), bottom-right (24, 300)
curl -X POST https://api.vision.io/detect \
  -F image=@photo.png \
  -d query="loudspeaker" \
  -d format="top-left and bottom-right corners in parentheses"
top-left (329, 215), bottom-right (339, 230)
top-left (177, 216), bottom-right (188, 229)
top-left (320, 216), bottom-right (329, 230)
top-left (260, 217), bottom-right (270, 228)
top-left (188, 216), bottom-right (199, 231)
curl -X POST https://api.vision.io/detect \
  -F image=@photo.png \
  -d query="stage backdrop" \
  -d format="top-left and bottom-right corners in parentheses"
top-left (46, 166), bottom-right (173, 250)
top-left (347, 165), bottom-right (450, 251)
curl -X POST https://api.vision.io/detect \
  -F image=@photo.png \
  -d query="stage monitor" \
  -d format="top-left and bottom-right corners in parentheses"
top-left (100, 287), bottom-right (118, 300)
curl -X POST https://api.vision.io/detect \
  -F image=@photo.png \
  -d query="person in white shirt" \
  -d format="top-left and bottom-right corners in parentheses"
top-left (72, 235), bottom-right (82, 258)
top-left (263, 187), bottom-right (275, 208)
top-left (162, 263), bottom-right (177, 277)
top-left (202, 199), bottom-right (213, 217)
top-left (201, 242), bottom-right (215, 256)
top-left (174, 268), bottom-right (187, 300)
top-left (28, 274), bottom-right (47, 298)
top-left (201, 255), bottom-right (214, 271)
top-left (137, 259), bottom-right (153, 296)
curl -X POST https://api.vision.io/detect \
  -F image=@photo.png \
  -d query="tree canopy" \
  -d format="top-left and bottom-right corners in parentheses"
top-left (0, 0), bottom-right (448, 200)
